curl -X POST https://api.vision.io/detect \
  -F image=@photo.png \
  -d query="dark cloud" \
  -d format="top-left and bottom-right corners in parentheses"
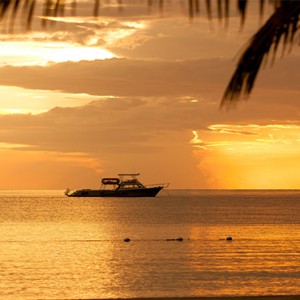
top-left (0, 92), bottom-right (299, 157)
top-left (0, 53), bottom-right (300, 99)
top-left (0, 58), bottom-right (232, 97)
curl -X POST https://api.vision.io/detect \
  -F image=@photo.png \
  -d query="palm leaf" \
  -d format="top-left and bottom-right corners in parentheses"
top-left (221, 0), bottom-right (300, 107)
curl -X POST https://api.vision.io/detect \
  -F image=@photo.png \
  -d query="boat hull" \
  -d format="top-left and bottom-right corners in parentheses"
top-left (66, 186), bottom-right (163, 197)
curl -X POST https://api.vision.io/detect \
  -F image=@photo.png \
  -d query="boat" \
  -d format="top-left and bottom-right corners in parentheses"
top-left (65, 173), bottom-right (168, 197)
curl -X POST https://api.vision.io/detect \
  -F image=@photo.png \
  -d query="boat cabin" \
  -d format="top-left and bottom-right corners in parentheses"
top-left (101, 173), bottom-right (146, 190)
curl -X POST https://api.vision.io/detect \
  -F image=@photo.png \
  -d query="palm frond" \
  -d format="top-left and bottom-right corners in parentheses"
top-left (221, 0), bottom-right (300, 108)
top-left (237, 0), bottom-right (248, 27)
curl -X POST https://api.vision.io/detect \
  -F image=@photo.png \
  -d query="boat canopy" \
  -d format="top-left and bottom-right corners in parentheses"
top-left (101, 178), bottom-right (120, 185)
top-left (118, 173), bottom-right (140, 177)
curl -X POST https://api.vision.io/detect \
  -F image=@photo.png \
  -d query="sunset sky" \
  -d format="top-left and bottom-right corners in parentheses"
top-left (0, 0), bottom-right (299, 189)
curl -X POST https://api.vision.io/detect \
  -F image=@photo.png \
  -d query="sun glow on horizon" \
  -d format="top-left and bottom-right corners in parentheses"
top-left (191, 125), bottom-right (300, 189)
top-left (0, 149), bottom-right (103, 189)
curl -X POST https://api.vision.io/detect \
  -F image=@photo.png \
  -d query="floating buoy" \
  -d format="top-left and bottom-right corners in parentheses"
top-left (124, 238), bottom-right (130, 242)
top-left (166, 237), bottom-right (183, 242)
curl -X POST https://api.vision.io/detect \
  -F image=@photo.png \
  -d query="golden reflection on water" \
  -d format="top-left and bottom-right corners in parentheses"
top-left (0, 190), bottom-right (299, 298)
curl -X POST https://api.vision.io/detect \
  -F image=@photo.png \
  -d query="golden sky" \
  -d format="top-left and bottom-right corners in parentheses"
top-left (0, 0), bottom-right (299, 189)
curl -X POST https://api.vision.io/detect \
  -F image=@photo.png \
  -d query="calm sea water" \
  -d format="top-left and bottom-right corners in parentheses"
top-left (0, 189), bottom-right (299, 299)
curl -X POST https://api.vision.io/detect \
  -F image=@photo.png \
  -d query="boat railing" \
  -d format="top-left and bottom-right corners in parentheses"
top-left (65, 188), bottom-right (75, 196)
top-left (65, 188), bottom-right (91, 196)
top-left (145, 183), bottom-right (169, 188)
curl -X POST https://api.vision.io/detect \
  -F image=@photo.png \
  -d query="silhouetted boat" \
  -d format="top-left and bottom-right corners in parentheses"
top-left (65, 173), bottom-right (168, 197)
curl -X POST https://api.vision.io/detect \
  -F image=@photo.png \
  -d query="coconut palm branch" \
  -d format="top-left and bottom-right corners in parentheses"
top-left (0, 0), bottom-right (258, 31)
top-left (221, 0), bottom-right (300, 107)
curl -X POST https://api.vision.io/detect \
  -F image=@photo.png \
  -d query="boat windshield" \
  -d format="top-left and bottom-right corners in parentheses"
top-left (118, 179), bottom-right (145, 189)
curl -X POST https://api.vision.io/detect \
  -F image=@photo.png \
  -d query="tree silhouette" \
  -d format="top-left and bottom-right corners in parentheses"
top-left (0, 0), bottom-right (299, 107)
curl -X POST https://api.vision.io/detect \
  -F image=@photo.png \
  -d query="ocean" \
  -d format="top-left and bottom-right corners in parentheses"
top-left (0, 189), bottom-right (299, 299)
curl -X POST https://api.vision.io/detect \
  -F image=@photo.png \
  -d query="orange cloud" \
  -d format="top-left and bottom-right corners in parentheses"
top-left (0, 149), bottom-right (103, 189)
top-left (191, 124), bottom-right (300, 188)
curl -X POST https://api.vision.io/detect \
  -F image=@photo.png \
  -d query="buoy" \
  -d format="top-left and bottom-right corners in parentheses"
top-left (166, 237), bottom-right (183, 242)
top-left (124, 238), bottom-right (130, 242)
